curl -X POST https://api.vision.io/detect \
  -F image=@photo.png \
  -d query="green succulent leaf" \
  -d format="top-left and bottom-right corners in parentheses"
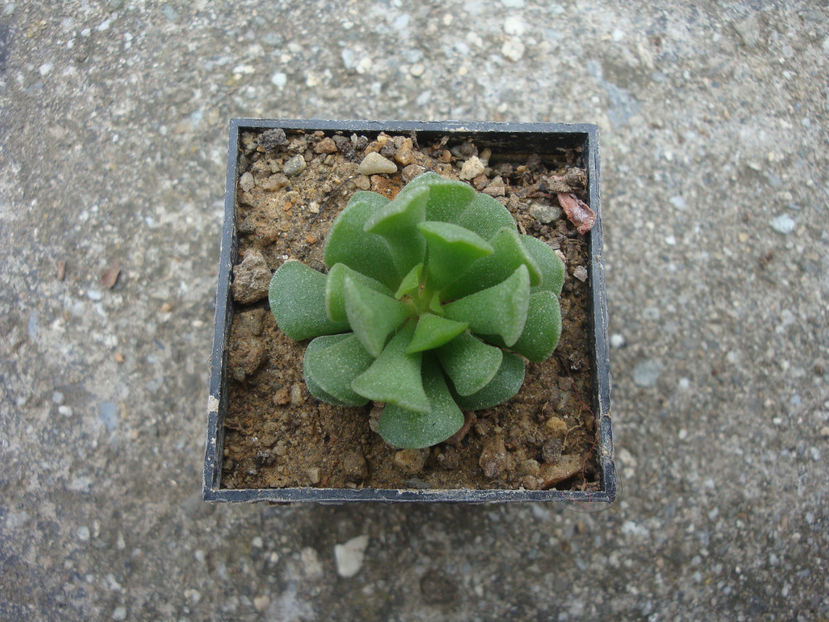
top-left (351, 323), bottom-right (430, 413)
top-left (377, 357), bottom-right (465, 449)
top-left (417, 221), bottom-right (493, 290)
top-left (303, 333), bottom-right (373, 406)
top-left (455, 192), bottom-right (517, 240)
top-left (428, 292), bottom-right (444, 316)
top-left (363, 184), bottom-right (429, 276)
top-left (443, 264), bottom-right (531, 347)
top-left (440, 227), bottom-right (541, 301)
top-left (325, 263), bottom-right (394, 323)
top-left (323, 191), bottom-right (399, 288)
top-left (407, 313), bottom-right (469, 354)
top-left (344, 276), bottom-right (411, 358)
top-left (454, 352), bottom-right (526, 410)
top-left (394, 262), bottom-right (424, 299)
top-left (437, 331), bottom-right (503, 396)
top-left (402, 171), bottom-right (475, 222)
top-left (268, 261), bottom-right (350, 340)
top-left (510, 290), bottom-right (563, 362)
top-left (520, 235), bottom-right (565, 295)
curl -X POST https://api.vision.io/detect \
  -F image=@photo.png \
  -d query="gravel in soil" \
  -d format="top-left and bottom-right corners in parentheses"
top-left (221, 128), bottom-right (599, 491)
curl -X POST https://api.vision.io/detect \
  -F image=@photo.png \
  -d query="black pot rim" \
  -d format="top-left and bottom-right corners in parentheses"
top-left (204, 119), bottom-right (615, 504)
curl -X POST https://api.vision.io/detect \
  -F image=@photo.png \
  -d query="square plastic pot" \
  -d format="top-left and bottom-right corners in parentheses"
top-left (203, 119), bottom-right (615, 503)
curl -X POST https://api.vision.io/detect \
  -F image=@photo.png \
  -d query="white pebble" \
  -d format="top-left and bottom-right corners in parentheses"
top-left (610, 333), bottom-right (625, 349)
top-left (334, 535), bottom-right (369, 578)
top-left (58, 405), bottom-right (73, 417)
top-left (504, 16), bottom-right (526, 36)
top-left (77, 526), bottom-right (90, 541)
top-left (459, 156), bottom-right (485, 180)
top-left (112, 606), bottom-right (127, 621)
top-left (271, 72), bottom-right (286, 88)
top-left (501, 38), bottom-right (525, 62)
top-left (770, 214), bottom-right (795, 234)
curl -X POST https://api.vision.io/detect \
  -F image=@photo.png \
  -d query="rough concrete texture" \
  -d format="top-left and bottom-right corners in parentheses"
top-left (1, 1), bottom-right (826, 620)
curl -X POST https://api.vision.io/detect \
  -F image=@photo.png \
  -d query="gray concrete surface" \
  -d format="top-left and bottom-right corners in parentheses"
top-left (1, 1), bottom-right (827, 620)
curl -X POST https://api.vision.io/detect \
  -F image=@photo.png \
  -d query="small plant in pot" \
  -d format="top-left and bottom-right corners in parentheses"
top-left (269, 172), bottom-right (566, 450)
top-left (203, 119), bottom-right (615, 504)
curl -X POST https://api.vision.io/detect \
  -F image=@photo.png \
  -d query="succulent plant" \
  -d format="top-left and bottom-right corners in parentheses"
top-left (268, 172), bottom-right (565, 448)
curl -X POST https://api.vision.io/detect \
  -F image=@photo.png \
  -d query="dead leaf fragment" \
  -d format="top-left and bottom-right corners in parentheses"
top-left (557, 192), bottom-right (596, 235)
top-left (57, 260), bottom-right (66, 281)
top-left (100, 261), bottom-right (121, 289)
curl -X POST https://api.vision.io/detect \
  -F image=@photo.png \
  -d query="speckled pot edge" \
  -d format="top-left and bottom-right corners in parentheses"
top-left (203, 119), bottom-right (615, 504)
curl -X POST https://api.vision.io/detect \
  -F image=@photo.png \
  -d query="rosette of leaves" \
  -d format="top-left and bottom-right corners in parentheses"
top-left (268, 172), bottom-right (565, 449)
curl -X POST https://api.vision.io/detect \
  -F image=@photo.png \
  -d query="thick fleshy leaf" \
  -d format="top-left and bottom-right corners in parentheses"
top-left (351, 324), bottom-right (429, 412)
top-left (418, 221), bottom-right (493, 290)
top-left (454, 352), bottom-right (526, 410)
top-left (269, 261), bottom-right (350, 340)
top-left (521, 235), bottom-right (565, 295)
top-left (364, 185), bottom-right (429, 276)
top-left (303, 334), bottom-right (373, 406)
top-left (377, 358), bottom-right (465, 448)
top-left (510, 290), bottom-right (562, 362)
top-left (402, 172), bottom-right (475, 222)
top-left (443, 265), bottom-right (530, 347)
top-left (407, 314), bottom-right (468, 354)
top-left (394, 262), bottom-right (423, 299)
top-left (456, 192), bottom-right (517, 239)
top-left (303, 335), bottom-right (355, 406)
top-left (437, 331), bottom-right (503, 396)
top-left (440, 227), bottom-right (541, 301)
top-left (325, 263), bottom-right (394, 323)
top-left (344, 276), bottom-right (411, 357)
top-left (323, 191), bottom-right (398, 288)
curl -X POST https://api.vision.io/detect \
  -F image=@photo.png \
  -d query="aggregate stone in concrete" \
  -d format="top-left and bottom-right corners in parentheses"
top-left (0, 1), bottom-right (827, 620)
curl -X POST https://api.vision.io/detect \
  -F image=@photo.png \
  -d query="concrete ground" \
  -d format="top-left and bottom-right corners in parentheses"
top-left (1, 1), bottom-right (826, 619)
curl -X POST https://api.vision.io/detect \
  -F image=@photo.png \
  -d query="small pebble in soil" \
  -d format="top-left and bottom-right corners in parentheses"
top-left (572, 265), bottom-right (588, 282)
top-left (260, 173), bottom-right (289, 191)
top-left (479, 436), bottom-right (510, 479)
top-left (258, 128), bottom-right (286, 150)
top-left (340, 450), bottom-right (368, 482)
top-left (290, 383), bottom-right (303, 405)
top-left (358, 152), bottom-right (398, 175)
top-left (545, 416), bottom-right (567, 437)
top-left (402, 163), bottom-right (425, 182)
top-left (283, 154), bottom-right (306, 176)
top-left (393, 138), bottom-right (415, 165)
top-left (334, 535), bottom-right (369, 578)
top-left (231, 250), bottom-right (271, 304)
top-left (393, 449), bottom-right (428, 474)
top-left (314, 137), bottom-right (338, 154)
top-left (483, 176), bottom-right (506, 197)
top-left (529, 202), bottom-right (562, 224)
top-left (273, 386), bottom-right (290, 406)
top-left (239, 171), bottom-right (254, 192)
top-left (306, 467), bottom-right (320, 484)
top-left (542, 438), bottom-right (563, 464)
top-left (459, 155), bottom-right (485, 180)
